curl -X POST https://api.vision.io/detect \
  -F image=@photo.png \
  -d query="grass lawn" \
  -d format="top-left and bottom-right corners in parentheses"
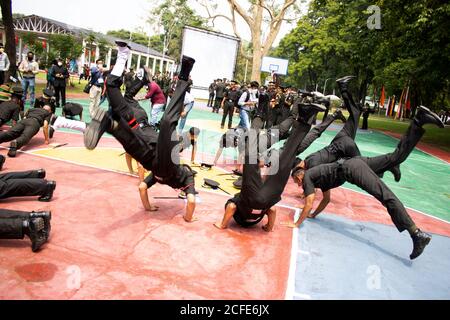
top-left (360, 114), bottom-right (450, 153)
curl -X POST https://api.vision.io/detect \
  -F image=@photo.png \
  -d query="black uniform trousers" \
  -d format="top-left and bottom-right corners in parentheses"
top-left (341, 158), bottom-right (415, 232)
top-left (359, 121), bottom-right (425, 175)
top-left (239, 121), bottom-right (311, 211)
top-left (106, 76), bottom-right (190, 177)
top-left (213, 97), bottom-right (223, 113)
top-left (208, 93), bottom-right (215, 107)
top-left (296, 114), bottom-right (337, 156)
top-left (54, 85), bottom-right (66, 107)
top-left (304, 90), bottom-right (361, 168)
top-left (0, 170), bottom-right (48, 200)
top-left (0, 209), bottom-right (30, 239)
top-left (221, 100), bottom-right (235, 129)
top-left (0, 118), bottom-right (41, 149)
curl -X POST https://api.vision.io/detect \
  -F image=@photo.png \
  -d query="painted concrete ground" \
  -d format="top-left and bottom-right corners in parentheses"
top-left (0, 99), bottom-right (449, 299)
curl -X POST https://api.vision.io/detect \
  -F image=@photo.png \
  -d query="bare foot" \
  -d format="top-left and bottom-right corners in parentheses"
top-left (146, 205), bottom-right (159, 212)
top-left (183, 216), bottom-right (198, 223)
top-left (213, 222), bottom-right (226, 230)
top-left (280, 221), bottom-right (299, 229)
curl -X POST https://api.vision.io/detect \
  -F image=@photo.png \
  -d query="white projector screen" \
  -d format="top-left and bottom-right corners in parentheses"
top-left (181, 26), bottom-right (240, 99)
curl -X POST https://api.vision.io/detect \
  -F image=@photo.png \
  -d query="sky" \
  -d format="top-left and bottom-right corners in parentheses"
top-left (11, 0), bottom-right (309, 46)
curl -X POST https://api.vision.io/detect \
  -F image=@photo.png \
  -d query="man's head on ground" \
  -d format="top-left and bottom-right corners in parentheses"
top-left (42, 105), bottom-right (52, 113)
top-left (43, 89), bottom-right (54, 101)
top-left (291, 157), bottom-right (306, 186)
top-left (11, 87), bottom-right (23, 102)
top-left (189, 127), bottom-right (201, 141)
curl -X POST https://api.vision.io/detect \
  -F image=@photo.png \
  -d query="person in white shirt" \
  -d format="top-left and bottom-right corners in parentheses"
top-left (18, 51), bottom-right (40, 107)
top-left (237, 81), bottom-right (259, 129)
top-left (0, 43), bottom-right (10, 85)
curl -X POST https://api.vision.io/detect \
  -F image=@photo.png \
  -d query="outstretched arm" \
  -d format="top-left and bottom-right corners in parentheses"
top-left (43, 120), bottom-right (50, 144)
top-left (283, 193), bottom-right (315, 228)
top-left (138, 182), bottom-right (159, 212)
top-left (309, 190), bottom-right (330, 218)
top-left (184, 193), bottom-right (197, 223)
top-left (213, 147), bottom-right (224, 166)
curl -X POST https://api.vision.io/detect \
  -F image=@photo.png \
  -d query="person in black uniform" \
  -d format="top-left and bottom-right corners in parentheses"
top-left (34, 89), bottom-right (57, 114)
top-left (214, 103), bottom-right (326, 231)
top-left (0, 87), bottom-right (23, 127)
top-left (51, 58), bottom-right (70, 108)
top-left (83, 42), bottom-right (197, 222)
top-left (288, 106), bottom-right (444, 259)
top-left (207, 80), bottom-right (216, 108)
top-left (221, 80), bottom-right (240, 129)
top-left (0, 169), bottom-right (56, 201)
top-left (62, 102), bottom-right (84, 121)
top-left (0, 105), bottom-right (52, 157)
top-left (0, 209), bottom-right (51, 252)
top-left (213, 79), bottom-right (225, 114)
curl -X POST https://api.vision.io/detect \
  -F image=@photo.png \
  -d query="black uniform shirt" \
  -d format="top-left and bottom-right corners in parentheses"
top-left (215, 83), bottom-right (226, 99)
top-left (302, 162), bottom-right (346, 197)
top-left (144, 165), bottom-right (195, 194)
top-left (0, 101), bottom-right (20, 122)
top-left (26, 108), bottom-right (52, 126)
top-left (224, 88), bottom-right (240, 104)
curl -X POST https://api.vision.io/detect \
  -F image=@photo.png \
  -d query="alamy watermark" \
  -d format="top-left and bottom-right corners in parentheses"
top-left (367, 5), bottom-right (382, 30)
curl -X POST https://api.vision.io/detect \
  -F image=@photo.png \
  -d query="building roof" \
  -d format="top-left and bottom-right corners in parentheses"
top-left (10, 15), bottom-right (174, 60)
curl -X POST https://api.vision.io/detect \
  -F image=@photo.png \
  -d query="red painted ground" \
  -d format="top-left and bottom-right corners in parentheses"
top-left (0, 132), bottom-right (294, 300)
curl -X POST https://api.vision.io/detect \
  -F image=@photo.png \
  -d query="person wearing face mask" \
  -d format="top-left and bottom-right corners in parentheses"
top-left (88, 59), bottom-right (105, 117)
top-left (237, 81), bottom-right (259, 130)
top-left (51, 58), bottom-right (69, 108)
top-left (18, 52), bottom-right (39, 107)
top-left (0, 43), bottom-right (10, 85)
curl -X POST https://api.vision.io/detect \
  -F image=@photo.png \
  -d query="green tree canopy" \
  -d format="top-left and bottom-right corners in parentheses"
top-left (274, 0), bottom-right (450, 111)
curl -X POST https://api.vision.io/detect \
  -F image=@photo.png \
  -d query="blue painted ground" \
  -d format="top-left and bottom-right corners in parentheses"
top-left (294, 214), bottom-right (450, 300)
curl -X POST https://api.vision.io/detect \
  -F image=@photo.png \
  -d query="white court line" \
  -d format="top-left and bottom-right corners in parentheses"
top-left (276, 204), bottom-right (301, 301)
top-left (293, 293), bottom-right (312, 300)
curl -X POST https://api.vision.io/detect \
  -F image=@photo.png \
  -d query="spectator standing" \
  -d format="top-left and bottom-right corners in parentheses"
top-left (18, 51), bottom-right (39, 107)
top-left (0, 43), bottom-right (10, 85)
top-left (51, 58), bottom-right (69, 108)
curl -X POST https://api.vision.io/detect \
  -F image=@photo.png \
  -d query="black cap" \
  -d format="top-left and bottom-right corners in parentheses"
top-left (11, 86), bottom-right (24, 96)
top-left (43, 89), bottom-right (55, 98)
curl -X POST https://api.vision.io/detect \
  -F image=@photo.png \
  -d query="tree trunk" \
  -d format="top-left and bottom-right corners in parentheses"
top-left (251, 46), bottom-right (262, 83)
top-left (1, 0), bottom-right (17, 80)
top-left (0, 0), bottom-right (17, 82)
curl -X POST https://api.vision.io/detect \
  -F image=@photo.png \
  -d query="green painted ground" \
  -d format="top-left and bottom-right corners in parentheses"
top-left (24, 98), bottom-right (450, 222)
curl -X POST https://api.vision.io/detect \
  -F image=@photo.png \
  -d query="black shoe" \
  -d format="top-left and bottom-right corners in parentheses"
top-left (7, 140), bottom-right (17, 157)
top-left (0, 154), bottom-right (5, 170)
top-left (38, 180), bottom-right (56, 202)
top-left (232, 169), bottom-right (243, 177)
top-left (233, 176), bottom-right (243, 189)
top-left (178, 56), bottom-right (196, 81)
top-left (332, 109), bottom-right (347, 123)
top-left (30, 211), bottom-right (51, 241)
top-left (410, 229), bottom-right (432, 260)
top-left (297, 103), bottom-right (327, 125)
top-left (36, 169), bottom-right (46, 179)
top-left (389, 165), bottom-right (401, 182)
top-left (336, 75), bottom-right (356, 93)
top-left (415, 106), bottom-right (445, 128)
top-left (84, 108), bottom-right (112, 150)
top-left (27, 217), bottom-right (48, 252)
top-left (115, 40), bottom-right (131, 49)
